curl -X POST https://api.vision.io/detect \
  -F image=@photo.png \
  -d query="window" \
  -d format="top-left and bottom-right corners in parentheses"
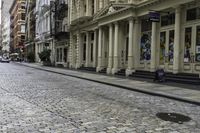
top-left (184, 28), bottom-right (192, 63)
top-left (160, 32), bottom-right (166, 64)
top-left (196, 26), bottom-right (200, 62)
top-left (91, 33), bottom-right (94, 41)
top-left (21, 13), bottom-right (25, 20)
top-left (186, 7), bottom-right (200, 21)
top-left (169, 30), bottom-right (174, 63)
top-left (126, 37), bottom-right (128, 61)
top-left (83, 43), bottom-right (86, 61)
top-left (91, 43), bottom-right (93, 62)
top-left (141, 19), bottom-right (152, 32)
top-left (21, 25), bottom-right (25, 33)
top-left (21, 35), bottom-right (25, 40)
top-left (161, 13), bottom-right (175, 27)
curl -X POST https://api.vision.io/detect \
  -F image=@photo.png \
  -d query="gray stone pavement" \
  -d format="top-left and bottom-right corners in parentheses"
top-left (16, 62), bottom-right (200, 105)
top-left (0, 63), bottom-right (200, 133)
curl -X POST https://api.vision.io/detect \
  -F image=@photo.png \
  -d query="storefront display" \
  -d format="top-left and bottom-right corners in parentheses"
top-left (168, 30), bottom-right (174, 63)
top-left (184, 27), bottom-right (192, 63)
top-left (196, 26), bottom-right (200, 62)
top-left (140, 32), bottom-right (151, 61)
top-left (160, 32), bottom-right (166, 64)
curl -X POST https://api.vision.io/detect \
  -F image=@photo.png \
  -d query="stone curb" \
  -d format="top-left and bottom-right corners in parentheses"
top-left (14, 62), bottom-right (200, 106)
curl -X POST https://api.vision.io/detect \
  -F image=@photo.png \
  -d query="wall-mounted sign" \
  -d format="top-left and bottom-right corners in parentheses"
top-left (149, 11), bottom-right (160, 22)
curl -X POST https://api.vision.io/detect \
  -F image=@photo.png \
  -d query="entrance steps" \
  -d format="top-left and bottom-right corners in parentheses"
top-left (129, 70), bottom-right (200, 85)
top-left (115, 69), bottom-right (126, 76)
top-left (99, 68), bottom-right (107, 74)
top-left (78, 67), bottom-right (96, 72)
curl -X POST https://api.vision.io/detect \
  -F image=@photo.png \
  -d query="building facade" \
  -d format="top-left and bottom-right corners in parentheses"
top-left (1, 18), bottom-right (10, 54)
top-left (35, 0), bottom-right (55, 64)
top-left (69, 0), bottom-right (200, 75)
top-left (25, 0), bottom-right (36, 62)
top-left (9, 0), bottom-right (26, 57)
top-left (53, 0), bottom-right (70, 67)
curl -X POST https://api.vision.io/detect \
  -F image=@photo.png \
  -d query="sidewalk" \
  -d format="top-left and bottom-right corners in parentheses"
top-left (15, 62), bottom-right (200, 105)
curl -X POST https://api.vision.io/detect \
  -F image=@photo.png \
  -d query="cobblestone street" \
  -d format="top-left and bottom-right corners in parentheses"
top-left (0, 63), bottom-right (200, 133)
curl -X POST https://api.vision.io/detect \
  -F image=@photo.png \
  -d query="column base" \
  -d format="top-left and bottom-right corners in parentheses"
top-left (112, 68), bottom-right (119, 75)
top-left (97, 67), bottom-right (103, 72)
top-left (126, 69), bottom-right (135, 77)
top-left (173, 69), bottom-right (179, 74)
top-left (107, 68), bottom-right (112, 74)
top-left (150, 67), bottom-right (156, 72)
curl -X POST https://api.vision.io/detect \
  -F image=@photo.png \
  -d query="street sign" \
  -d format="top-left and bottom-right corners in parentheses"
top-left (149, 11), bottom-right (160, 22)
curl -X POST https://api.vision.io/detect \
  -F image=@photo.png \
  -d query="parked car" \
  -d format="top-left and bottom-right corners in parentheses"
top-left (0, 57), bottom-right (10, 63)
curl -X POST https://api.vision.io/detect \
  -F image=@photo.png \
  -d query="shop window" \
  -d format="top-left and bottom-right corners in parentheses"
top-left (196, 26), bottom-right (200, 62)
top-left (140, 32), bottom-right (151, 61)
top-left (186, 7), bottom-right (200, 21)
top-left (168, 30), bottom-right (174, 63)
top-left (160, 32), bottom-right (166, 64)
top-left (184, 27), bottom-right (192, 63)
top-left (161, 13), bottom-right (175, 27)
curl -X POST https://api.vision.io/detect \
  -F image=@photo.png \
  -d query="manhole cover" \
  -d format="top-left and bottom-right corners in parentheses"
top-left (156, 112), bottom-right (191, 124)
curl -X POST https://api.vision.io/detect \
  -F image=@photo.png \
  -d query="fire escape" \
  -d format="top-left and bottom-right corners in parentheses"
top-left (54, 0), bottom-right (69, 40)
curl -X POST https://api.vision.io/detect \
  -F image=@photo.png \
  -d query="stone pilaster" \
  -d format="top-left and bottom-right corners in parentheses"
top-left (150, 22), bottom-right (157, 72)
top-left (97, 27), bottom-right (103, 72)
top-left (86, 32), bottom-right (90, 67)
top-left (107, 24), bottom-right (114, 74)
top-left (93, 30), bottom-right (98, 67)
top-left (173, 6), bottom-right (181, 74)
top-left (112, 22), bottom-right (119, 74)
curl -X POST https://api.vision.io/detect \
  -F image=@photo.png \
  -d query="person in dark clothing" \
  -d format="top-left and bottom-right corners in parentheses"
top-left (154, 68), bottom-right (165, 82)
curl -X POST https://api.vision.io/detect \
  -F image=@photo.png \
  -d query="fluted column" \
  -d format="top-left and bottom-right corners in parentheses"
top-left (107, 24), bottom-right (114, 74)
top-left (126, 18), bottom-right (134, 76)
top-left (112, 22), bottom-right (119, 74)
top-left (93, 30), bottom-right (98, 67)
top-left (133, 19), bottom-right (140, 70)
top-left (173, 6), bottom-right (181, 74)
top-left (86, 32), bottom-right (90, 67)
top-left (75, 33), bottom-right (82, 68)
top-left (150, 22), bottom-right (157, 72)
top-left (97, 27), bottom-right (103, 72)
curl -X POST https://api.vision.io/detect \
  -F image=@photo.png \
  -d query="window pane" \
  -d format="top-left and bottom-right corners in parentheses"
top-left (169, 30), bottom-right (174, 63)
top-left (196, 26), bottom-right (200, 62)
top-left (184, 28), bottom-right (192, 63)
top-left (160, 32), bottom-right (166, 64)
top-left (83, 43), bottom-right (86, 61)
top-left (141, 19), bottom-right (152, 32)
top-left (140, 32), bottom-right (151, 61)
top-left (187, 8), bottom-right (197, 21)
top-left (161, 13), bottom-right (175, 27)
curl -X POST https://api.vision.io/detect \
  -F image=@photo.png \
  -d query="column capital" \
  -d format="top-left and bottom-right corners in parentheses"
top-left (114, 21), bottom-right (119, 25)
top-left (173, 5), bottom-right (181, 10)
top-left (109, 23), bottom-right (113, 27)
top-left (128, 17), bottom-right (134, 21)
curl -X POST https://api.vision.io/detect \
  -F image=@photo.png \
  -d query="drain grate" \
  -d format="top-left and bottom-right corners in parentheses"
top-left (156, 112), bottom-right (191, 124)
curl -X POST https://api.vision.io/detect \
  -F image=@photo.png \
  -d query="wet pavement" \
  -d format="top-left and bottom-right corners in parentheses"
top-left (0, 63), bottom-right (200, 133)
